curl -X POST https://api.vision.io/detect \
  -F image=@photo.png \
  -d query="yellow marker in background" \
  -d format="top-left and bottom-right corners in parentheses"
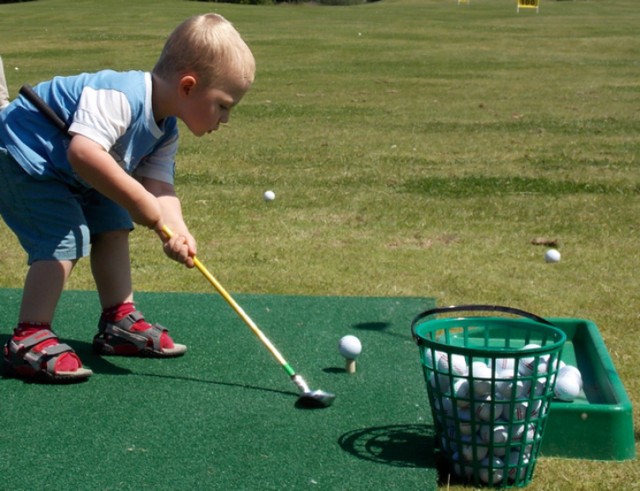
top-left (517, 0), bottom-right (539, 13)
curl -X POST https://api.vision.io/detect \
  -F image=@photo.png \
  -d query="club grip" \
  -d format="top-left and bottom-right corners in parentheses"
top-left (19, 84), bottom-right (70, 135)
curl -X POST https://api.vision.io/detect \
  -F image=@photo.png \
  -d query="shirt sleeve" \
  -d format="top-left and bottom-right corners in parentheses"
top-left (133, 131), bottom-right (178, 185)
top-left (68, 87), bottom-right (131, 151)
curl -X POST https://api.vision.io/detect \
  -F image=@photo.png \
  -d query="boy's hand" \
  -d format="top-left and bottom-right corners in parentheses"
top-left (158, 225), bottom-right (197, 268)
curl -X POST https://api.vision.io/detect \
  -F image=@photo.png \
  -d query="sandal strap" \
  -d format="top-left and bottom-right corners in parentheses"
top-left (13, 330), bottom-right (58, 351)
top-left (117, 311), bottom-right (145, 330)
top-left (13, 338), bottom-right (75, 371)
top-left (98, 311), bottom-right (167, 352)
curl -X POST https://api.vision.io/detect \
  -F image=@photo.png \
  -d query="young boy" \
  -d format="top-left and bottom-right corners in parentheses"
top-left (0, 14), bottom-right (256, 383)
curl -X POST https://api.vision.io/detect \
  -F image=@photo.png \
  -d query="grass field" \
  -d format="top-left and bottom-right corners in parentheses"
top-left (0, 0), bottom-right (638, 489)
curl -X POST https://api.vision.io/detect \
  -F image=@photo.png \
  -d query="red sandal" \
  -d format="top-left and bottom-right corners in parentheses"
top-left (3, 328), bottom-right (92, 383)
top-left (93, 309), bottom-right (187, 357)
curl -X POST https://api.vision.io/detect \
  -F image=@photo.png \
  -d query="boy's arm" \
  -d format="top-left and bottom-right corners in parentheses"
top-left (67, 134), bottom-right (162, 229)
top-left (139, 176), bottom-right (197, 268)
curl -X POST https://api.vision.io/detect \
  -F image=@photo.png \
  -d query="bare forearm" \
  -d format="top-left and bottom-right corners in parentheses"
top-left (140, 178), bottom-right (186, 231)
top-left (67, 135), bottom-right (161, 228)
top-left (140, 176), bottom-right (197, 262)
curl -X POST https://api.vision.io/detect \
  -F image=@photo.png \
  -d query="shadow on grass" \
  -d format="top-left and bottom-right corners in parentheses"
top-left (1, 336), bottom-right (296, 401)
top-left (352, 321), bottom-right (391, 331)
top-left (351, 320), bottom-right (414, 340)
top-left (136, 370), bottom-right (296, 398)
top-left (338, 423), bottom-right (437, 469)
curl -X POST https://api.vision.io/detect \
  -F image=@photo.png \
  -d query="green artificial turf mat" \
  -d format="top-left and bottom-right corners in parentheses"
top-left (0, 289), bottom-right (437, 490)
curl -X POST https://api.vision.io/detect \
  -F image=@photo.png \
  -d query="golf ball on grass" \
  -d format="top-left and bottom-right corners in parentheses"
top-left (263, 190), bottom-right (276, 201)
top-left (338, 335), bottom-right (362, 373)
top-left (545, 248), bottom-right (561, 263)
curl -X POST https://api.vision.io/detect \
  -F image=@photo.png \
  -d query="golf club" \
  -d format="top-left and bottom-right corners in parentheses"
top-left (18, 83), bottom-right (336, 408)
top-left (162, 226), bottom-right (335, 408)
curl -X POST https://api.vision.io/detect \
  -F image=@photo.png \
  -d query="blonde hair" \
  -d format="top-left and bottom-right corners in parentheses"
top-left (153, 14), bottom-right (255, 89)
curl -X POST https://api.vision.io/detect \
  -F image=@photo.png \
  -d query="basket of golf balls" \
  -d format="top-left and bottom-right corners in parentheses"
top-left (411, 305), bottom-right (569, 488)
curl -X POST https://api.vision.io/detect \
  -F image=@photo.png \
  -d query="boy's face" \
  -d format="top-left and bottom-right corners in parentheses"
top-left (178, 76), bottom-right (248, 137)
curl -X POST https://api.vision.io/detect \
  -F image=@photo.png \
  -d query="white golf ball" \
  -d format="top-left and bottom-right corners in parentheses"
top-left (553, 364), bottom-right (583, 401)
top-left (436, 352), bottom-right (468, 377)
top-left (453, 408), bottom-right (473, 436)
top-left (263, 190), bottom-right (276, 201)
top-left (508, 399), bottom-right (543, 422)
top-left (511, 422), bottom-right (536, 443)
top-left (507, 451), bottom-right (530, 481)
top-left (453, 378), bottom-right (471, 408)
top-left (496, 373), bottom-right (526, 399)
top-left (475, 394), bottom-right (502, 421)
top-left (545, 248), bottom-right (561, 263)
top-left (470, 361), bottom-right (493, 397)
top-left (338, 335), bottom-right (362, 360)
top-left (493, 357), bottom-right (516, 373)
top-left (479, 456), bottom-right (505, 485)
top-left (518, 343), bottom-right (547, 376)
top-left (480, 423), bottom-right (509, 444)
top-left (461, 435), bottom-right (488, 462)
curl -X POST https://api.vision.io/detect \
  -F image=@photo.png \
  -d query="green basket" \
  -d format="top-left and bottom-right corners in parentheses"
top-left (411, 305), bottom-right (566, 488)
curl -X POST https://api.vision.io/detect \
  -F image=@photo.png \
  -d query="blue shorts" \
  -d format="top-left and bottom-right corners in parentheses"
top-left (0, 146), bottom-right (133, 265)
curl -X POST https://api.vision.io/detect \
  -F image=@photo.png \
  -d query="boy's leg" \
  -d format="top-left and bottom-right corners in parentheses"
top-left (91, 229), bottom-right (186, 357)
top-left (90, 229), bottom-right (134, 309)
top-left (18, 259), bottom-right (76, 324)
top-left (0, 153), bottom-right (92, 382)
top-left (0, 55), bottom-right (10, 110)
top-left (5, 259), bottom-right (93, 382)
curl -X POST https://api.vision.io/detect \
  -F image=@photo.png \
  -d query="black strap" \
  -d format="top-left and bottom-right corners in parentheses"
top-left (19, 84), bottom-right (70, 134)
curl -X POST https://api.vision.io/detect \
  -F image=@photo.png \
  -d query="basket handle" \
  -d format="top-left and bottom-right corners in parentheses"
top-left (411, 304), bottom-right (554, 343)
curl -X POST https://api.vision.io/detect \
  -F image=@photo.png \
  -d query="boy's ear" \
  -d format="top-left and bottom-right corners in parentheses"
top-left (178, 74), bottom-right (198, 96)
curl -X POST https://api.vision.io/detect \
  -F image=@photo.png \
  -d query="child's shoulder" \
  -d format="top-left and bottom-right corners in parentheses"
top-left (86, 69), bottom-right (148, 88)
top-left (52, 70), bottom-right (151, 106)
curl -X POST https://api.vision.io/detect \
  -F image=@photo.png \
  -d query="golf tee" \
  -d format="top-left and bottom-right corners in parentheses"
top-left (345, 359), bottom-right (357, 374)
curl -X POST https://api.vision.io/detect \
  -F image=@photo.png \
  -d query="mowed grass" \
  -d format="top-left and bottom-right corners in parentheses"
top-left (1, 0), bottom-right (639, 489)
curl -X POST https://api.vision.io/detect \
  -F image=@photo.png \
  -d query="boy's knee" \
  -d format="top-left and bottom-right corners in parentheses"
top-left (93, 228), bottom-right (130, 243)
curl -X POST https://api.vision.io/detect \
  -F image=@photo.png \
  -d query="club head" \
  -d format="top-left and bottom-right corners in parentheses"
top-left (297, 389), bottom-right (336, 409)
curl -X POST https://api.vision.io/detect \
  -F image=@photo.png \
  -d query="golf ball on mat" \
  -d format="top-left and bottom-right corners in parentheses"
top-left (338, 335), bottom-right (362, 359)
top-left (545, 248), bottom-right (561, 263)
top-left (263, 190), bottom-right (276, 201)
